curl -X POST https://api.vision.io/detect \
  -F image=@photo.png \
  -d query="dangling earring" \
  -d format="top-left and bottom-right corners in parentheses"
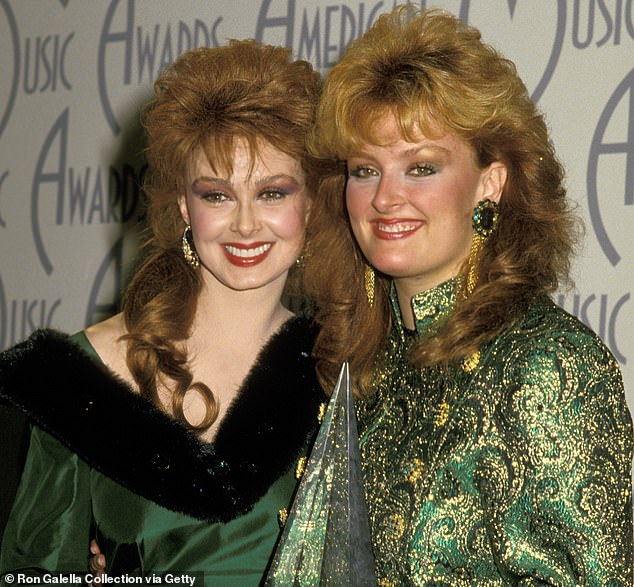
top-left (467, 199), bottom-right (499, 294)
top-left (295, 240), bottom-right (309, 268)
top-left (181, 225), bottom-right (200, 269)
top-left (364, 264), bottom-right (375, 307)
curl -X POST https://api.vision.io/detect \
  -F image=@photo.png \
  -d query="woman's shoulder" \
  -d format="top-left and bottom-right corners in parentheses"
top-left (499, 295), bottom-right (613, 356)
top-left (84, 313), bottom-right (126, 357)
top-left (0, 325), bottom-right (147, 451)
top-left (84, 313), bottom-right (135, 388)
top-left (484, 295), bottom-right (623, 388)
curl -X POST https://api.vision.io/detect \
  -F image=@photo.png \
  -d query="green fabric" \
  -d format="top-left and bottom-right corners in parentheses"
top-left (93, 462), bottom-right (295, 582)
top-left (0, 427), bottom-right (93, 575)
top-left (358, 279), bottom-right (634, 585)
top-left (0, 332), bottom-right (298, 586)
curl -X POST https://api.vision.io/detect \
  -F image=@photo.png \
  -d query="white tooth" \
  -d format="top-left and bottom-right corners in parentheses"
top-left (378, 222), bottom-right (416, 233)
top-left (225, 243), bottom-right (272, 258)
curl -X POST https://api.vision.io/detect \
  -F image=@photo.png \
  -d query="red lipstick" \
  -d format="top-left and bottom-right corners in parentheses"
top-left (370, 218), bottom-right (423, 240)
top-left (222, 242), bottom-right (273, 266)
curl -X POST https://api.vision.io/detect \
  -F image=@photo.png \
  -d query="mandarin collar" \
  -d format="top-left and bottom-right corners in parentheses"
top-left (390, 278), bottom-right (458, 342)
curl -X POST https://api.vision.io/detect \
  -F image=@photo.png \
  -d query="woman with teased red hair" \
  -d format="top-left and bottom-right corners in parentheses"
top-left (0, 40), bottom-right (325, 585)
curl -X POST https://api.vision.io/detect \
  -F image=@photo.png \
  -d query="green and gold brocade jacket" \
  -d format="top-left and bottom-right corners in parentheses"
top-left (357, 279), bottom-right (633, 586)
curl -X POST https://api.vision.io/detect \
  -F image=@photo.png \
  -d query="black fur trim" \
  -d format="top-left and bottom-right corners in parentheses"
top-left (0, 316), bottom-right (325, 522)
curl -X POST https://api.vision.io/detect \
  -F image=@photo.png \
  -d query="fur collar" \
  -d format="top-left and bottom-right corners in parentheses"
top-left (0, 316), bottom-right (324, 522)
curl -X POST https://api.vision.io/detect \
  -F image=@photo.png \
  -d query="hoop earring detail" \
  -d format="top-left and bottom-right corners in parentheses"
top-left (467, 199), bottom-right (499, 294)
top-left (182, 225), bottom-right (200, 269)
top-left (365, 264), bottom-right (375, 307)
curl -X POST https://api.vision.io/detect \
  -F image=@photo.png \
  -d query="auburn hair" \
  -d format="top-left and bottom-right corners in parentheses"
top-left (122, 40), bottom-right (321, 429)
top-left (304, 7), bottom-right (580, 397)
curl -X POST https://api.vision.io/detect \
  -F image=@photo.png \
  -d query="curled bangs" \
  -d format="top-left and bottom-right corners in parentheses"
top-left (319, 91), bottom-right (452, 161)
top-left (194, 133), bottom-right (259, 179)
top-left (193, 131), bottom-right (304, 183)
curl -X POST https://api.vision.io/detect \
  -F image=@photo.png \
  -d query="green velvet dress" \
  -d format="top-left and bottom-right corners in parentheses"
top-left (357, 279), bottom-right (633, 586)
top-left (0, 318), bottom-right (323, 586)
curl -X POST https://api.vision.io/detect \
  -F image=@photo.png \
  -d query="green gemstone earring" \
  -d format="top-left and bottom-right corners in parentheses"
top-left (467, 199), bottom-right (499, 294)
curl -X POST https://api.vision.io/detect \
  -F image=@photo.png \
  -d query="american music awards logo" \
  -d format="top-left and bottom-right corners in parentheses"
top-left (0, 0), bottom-right (20, 140)
top-left (98, 0), bottom-right (224, 135)
top-left (0, 272), bottom-right (61, 349)
top-left (253, 0), bottom-right (565, 100)
top-left (0, 0), bottom-right (74, 140)
top-left (587, 67), bottom-right (634, 268)
top-left (575, 2), bottom-right (633, 364)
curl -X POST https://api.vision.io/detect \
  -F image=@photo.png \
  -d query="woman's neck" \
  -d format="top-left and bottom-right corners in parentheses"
top-left (192, 275), bottom-right (292, 346)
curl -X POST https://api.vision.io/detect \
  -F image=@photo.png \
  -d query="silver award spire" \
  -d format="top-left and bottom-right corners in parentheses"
top-left (265, 362), bottom-right (376, 586)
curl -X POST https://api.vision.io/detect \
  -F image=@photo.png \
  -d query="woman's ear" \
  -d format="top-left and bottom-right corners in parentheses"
top-left (178, 193), bottom-right (190, 225)
top-left (481, 162), bottom-right (507, 204)
top-left (304, 199), bottom-right (312, 224)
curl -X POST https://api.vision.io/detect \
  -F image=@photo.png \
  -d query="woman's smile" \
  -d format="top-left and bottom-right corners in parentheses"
top-left (370, 218), bottom-right (424, 239)
top-left (222, 242), bottom-right (274, 266)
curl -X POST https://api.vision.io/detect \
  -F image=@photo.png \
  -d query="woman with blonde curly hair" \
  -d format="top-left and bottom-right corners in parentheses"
top-left (0, 40), bottom-right (324, 584)
top-left (304, 6), bottom-right (633, 585)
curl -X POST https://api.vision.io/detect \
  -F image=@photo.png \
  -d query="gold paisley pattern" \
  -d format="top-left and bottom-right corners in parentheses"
top-left (357, 279), bottom-right (633, 585)
top-left (404, 459), bottom-right (424, 484)
top-left (462, 349), bottom-right (481, 372)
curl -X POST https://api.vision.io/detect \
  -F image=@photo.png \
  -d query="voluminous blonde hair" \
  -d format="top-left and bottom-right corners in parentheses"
top-left (305, 6), bottom-right (580, 396)
top-left (123, 40), bottom-right (321, 429)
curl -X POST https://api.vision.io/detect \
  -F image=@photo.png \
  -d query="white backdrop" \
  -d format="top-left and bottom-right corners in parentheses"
top-left (0, 0), bottom-right (632, 413)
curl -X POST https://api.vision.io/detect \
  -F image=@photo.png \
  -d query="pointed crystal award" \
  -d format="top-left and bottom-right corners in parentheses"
top-left (264, 362), bottom-right (377, 586)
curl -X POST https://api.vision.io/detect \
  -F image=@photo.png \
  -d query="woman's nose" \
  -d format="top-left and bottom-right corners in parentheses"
top-left (371, 175), bottom-right (407, 213)
top-left (231, 203), bottom-right (261, 237)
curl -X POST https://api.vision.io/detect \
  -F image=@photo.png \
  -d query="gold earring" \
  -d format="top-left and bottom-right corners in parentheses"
top-left (181, 225), bottom-right (200, 269)
top-left (467, 199), bottom-right (499, 294)
top-left (295, 239), bottom-right (310, 268)
top-left (364, 264), bottom-right (375, 307)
